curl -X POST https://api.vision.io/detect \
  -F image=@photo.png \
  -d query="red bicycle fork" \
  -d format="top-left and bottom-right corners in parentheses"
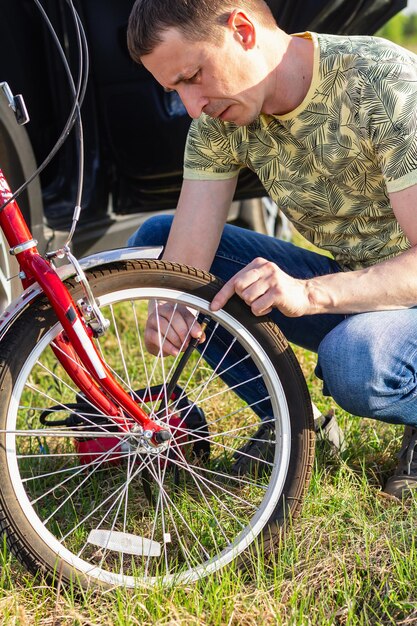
top-left (0, 169), bottom-right (170, 443)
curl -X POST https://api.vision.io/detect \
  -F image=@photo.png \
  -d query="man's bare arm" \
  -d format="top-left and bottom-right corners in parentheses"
top-left (211, 183), bottom-right (417, 316)
top-left (162, 177), bottom-right (238, 268)
top-left (145, 176), bottom-right (238, 356)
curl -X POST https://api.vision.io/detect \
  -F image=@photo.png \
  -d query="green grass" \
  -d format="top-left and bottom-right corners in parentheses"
top-left (2, 333), bottom-right (417, 625)
top-left (2, 442), bottom-right (417, 626)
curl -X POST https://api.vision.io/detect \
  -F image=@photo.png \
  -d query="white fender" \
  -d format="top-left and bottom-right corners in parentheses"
top-left (0, 246), bottom-right (163, 341)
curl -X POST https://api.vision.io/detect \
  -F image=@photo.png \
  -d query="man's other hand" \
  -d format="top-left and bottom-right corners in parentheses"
top-left (145, 301), bottom-right (205, 357)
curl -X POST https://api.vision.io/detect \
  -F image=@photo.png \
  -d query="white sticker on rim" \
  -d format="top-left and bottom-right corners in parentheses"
top-left (87, 529), bottom-right (161, 557)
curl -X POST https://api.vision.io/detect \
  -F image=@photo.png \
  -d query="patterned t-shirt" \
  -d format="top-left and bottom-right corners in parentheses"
top-left (183, 32), bottom-right (417, 270)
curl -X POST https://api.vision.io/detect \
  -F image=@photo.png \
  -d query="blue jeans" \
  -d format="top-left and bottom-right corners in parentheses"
top-left (128, 215), bottom-right (417, 428)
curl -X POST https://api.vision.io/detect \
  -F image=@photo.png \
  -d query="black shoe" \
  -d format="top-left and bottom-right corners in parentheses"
top-left (384, 426), bottom-right (417, 499)
top-left (231, 421), bottom-right (275, 476)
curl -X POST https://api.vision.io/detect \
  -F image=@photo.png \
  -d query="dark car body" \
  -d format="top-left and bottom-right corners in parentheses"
top-left (0, 0), bottom-right (407, 308)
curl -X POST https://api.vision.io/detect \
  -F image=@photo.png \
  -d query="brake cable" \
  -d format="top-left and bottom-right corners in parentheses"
top-left (0, 0), bottom-right (87, 234)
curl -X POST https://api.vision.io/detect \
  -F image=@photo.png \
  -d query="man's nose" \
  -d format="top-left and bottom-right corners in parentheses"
top-left (177, 86), bottom-right (208, 119)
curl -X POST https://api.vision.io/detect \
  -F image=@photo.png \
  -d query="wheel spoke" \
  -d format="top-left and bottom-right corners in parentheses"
top-left (59, 454), bottom-right (150, 543)
top-left (145, 460), bottom-right (212, 561)
top-left (40, 439), bottom-right (136, 522)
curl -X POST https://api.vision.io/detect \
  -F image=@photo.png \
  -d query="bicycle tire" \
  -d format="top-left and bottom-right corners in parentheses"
top-left (0, 259), bottom-right (314, 587)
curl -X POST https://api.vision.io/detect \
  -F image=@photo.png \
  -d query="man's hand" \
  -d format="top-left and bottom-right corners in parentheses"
top-left (210, 257), bottom-right (310, 317)
top-left (145, 301), bottom-right (205, 357)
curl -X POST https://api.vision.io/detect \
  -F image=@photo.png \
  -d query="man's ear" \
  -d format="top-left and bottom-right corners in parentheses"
top-left (227, 10), bottom-right (256, 49)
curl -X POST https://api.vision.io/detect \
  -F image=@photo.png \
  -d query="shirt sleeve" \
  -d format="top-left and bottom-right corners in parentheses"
top-left (364, 43), bottom-right (417, 193)
top-left (183, 115), bottom-right (243, 181)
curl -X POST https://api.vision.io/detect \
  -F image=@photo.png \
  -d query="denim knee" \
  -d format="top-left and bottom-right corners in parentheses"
top-left (316, 311), bottom-right (417, 426)
top-left (127, 215), bottom-right (174, 248)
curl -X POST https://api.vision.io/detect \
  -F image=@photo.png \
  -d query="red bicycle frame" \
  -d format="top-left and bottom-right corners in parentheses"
top-left (0, 169), bottom-right (170, 443)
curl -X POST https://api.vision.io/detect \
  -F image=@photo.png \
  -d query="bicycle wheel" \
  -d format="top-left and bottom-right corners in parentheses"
top-left (0, 259), bottom-right (314, 587)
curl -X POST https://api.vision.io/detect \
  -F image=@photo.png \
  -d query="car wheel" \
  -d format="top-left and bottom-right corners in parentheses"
top-left (239, 197), bottom-right (292, 240)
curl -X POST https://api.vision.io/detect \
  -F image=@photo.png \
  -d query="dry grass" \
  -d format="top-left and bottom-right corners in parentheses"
top-left (2, 361), bottom-right (417, 626)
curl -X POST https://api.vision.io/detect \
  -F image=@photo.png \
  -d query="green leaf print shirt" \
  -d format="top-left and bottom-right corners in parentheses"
top-left (183, 33), bottom-right (417, 271)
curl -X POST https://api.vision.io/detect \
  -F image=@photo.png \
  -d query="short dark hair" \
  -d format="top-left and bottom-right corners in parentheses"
top-left (127, 0), bottom-right (276, 63)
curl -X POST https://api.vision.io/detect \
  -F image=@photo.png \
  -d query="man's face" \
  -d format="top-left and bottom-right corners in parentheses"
top-left (141, 24), bottom-right (270, 126)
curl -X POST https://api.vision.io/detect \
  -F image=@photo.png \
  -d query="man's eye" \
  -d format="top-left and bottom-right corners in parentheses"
top-left (186, 71), bottom-right (200, 83)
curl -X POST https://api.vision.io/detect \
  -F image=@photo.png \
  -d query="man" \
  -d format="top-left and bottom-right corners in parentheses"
top-left (127, 0), bottom-right (417, 497)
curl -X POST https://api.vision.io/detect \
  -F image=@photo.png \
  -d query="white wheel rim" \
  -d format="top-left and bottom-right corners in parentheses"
top-left (5, 286), bottom-right (291, 586)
